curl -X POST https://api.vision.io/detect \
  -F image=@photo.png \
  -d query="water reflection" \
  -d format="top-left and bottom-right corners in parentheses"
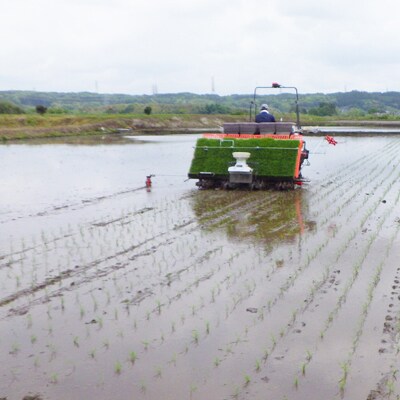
top-left (1, 134), bottom-right (136, 146)
top-left (191, 189), bottom-right (315, 248)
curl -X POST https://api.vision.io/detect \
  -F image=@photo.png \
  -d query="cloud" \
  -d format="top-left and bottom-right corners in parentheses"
top-left (1, 0), bottom-right (400, 94)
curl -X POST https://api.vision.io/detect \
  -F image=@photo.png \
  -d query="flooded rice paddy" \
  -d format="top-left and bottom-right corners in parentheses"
top-left (1, 134), bottom-right (400, 400)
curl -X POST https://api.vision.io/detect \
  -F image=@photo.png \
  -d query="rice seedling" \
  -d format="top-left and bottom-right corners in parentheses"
top-left (89, 349), bottom-right (96, 359)
top-left (271, 335), bottom-right (276, 350)
top-left (155, 365), bottom-right (162, 378)
top-left (192, 330), bottom-right (199, 344)
top-left (10, 343), bottom-right (20, 355)
top-left (190, 384), bottom-right (197, 399)
top-left (142, 340), bottom-right (150, 350)
top-left (294, 376), bottom-right (299, 388)
top-left (139, 380), bottom-right (147, 393)
top-left (244, 374), bottom-right (251, 386)
top-left (50, 373), bottom-right (58, 384)
top-left (255, 359), bottom-right (261, 372)
top-left (214, 357), bottom-right (221, 367)
top-left (31, 334), bottom-right (37, 344)
top-left (114, 361), bottom-right (122, 374)
top-left (96, 316), bottom-right (103, 329)
top-left (205, 321), bottom-right (210, 334)
top-left (386, 379), bottom-right (395, 396)
top-left (73, 336), bottom-right (79, 347)
top-left (338, 362), bottom-right (349, 393)
top-left (156, 299), bottom-right (162, 313)
top-left (232, 386), bottom-right (240, 398)
top-left (169, 353), bottom-right (177, 366)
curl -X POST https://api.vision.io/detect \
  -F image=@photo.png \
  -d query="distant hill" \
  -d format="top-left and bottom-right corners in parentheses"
top-left (1, 90), bottom-right (400, 116)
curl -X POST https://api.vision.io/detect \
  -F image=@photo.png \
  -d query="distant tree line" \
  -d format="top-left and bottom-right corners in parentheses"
top-left (1, 90), bottom-right (400, 116)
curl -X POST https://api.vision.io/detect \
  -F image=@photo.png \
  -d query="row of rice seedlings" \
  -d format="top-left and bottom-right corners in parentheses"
top-left (307, 145), bottom-right (400, 238)
top-left (137, 251), bottom-right (256, 353)
top-left (107, 247), bottom-right (264, 380)
top-left (337, 252), bottom-right (390, 394)
top-left (2, 155), bottom-right (388, 322)
top-left (0, 199), bottom-right (191, 376)
top-left (307, 150), bottom-right (377, 207)
top-left (206, 172), bottom-right (390, 376)
top-left (80, 252), bottom-right (234, 368)
top-left (289, 189), bottom-right (400, 395)
top-left (317, 155), bottom-right (396, 226)
top-left (222, 175), bottom-right (400, 393)
top-left (320, 205), bottom-right (393, 338)
top-left (203, 261), bottom-right (332, 380)
top-left (308, 138), bottom-right (400, 207)
top-left (234, 165), bottom-right (384, 310)
top-left (225, 156), bottom-right (400, 332)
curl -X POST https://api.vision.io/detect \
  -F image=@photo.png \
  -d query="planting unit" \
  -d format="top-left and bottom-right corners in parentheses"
top-left (188, 126), bottom-right (309, 190)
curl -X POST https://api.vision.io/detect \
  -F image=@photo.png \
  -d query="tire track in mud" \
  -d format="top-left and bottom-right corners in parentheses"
top-left (1, 221), bottom-right (196, 317)
top-left (0, 206), bottom-right (155, 271)
top-left (0, 185), bottom-right (148, 225)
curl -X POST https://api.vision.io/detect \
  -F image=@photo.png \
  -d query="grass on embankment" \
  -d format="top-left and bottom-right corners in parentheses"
top-left (0, 114), bottom-right (240, 141)
top-left (1, 113), bottom-right (400, 141)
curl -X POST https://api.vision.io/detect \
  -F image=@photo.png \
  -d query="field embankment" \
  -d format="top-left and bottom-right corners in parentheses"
top-left (1, 114), bottom-right (400, 141)
top-left (0, 114), bottom-right (237, 140)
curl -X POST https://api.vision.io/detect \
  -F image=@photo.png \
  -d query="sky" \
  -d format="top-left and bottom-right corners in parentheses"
top-left (2, 0), bottom-right (400, 95)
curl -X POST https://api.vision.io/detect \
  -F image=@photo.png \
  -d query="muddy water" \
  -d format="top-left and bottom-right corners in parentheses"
top-left (1, 134), bottom-right (400, 400)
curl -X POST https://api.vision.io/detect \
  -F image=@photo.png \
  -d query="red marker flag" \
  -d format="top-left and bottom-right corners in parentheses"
top-left (325, 135), bottom-right (337, 146)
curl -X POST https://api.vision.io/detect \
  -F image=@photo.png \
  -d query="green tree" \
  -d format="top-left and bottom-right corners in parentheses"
top-left (35, 105), bottom-right (48, 115)
top-left (308, 102), bottom-right (337, 116)
top-left (0, 101), bottom-right (25, 114)
top-left (122, 104), bottom-right (135, 114)
top-left (200, 103), bottom-right (230, 114)
top-left (144, 106), bottom-right (152, 115)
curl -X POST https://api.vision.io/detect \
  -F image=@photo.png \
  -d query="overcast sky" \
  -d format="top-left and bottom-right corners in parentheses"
top-left (1, 0), bottom-right (400, 95)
